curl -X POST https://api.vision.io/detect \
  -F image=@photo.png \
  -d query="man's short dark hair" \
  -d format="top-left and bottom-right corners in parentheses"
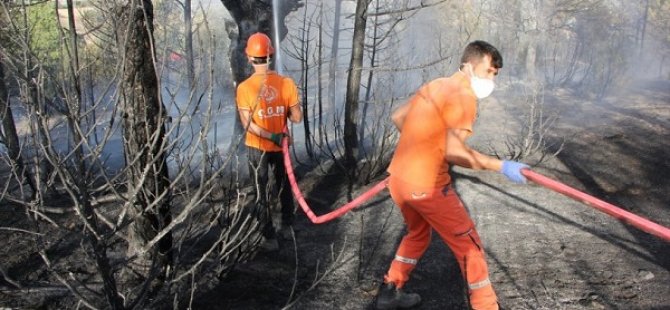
top-left (251, 56), bottom-right (270, 65)
top-left (460, 40), bottom-right (503, 69)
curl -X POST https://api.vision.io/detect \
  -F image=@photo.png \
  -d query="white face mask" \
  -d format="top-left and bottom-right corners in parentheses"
top-left (465, 64), bottom-right (495, 99)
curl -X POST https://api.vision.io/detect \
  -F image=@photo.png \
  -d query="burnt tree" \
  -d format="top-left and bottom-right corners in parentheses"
top-left (178, 0), bottom-right (194, 88)
top-left (343, 0), bottom-right (370, 171)
top-left (1, 53), bottom-right (35, 195)
top-left (116, 0), bottom-right (172, 285)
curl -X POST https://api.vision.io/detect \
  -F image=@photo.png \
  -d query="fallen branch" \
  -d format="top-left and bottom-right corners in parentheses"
top-left (0, 285), bottom-right (70, 294)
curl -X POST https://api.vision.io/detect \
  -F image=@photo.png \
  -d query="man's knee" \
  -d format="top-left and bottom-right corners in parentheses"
top-left (404, 226), bottom-right (431, 243)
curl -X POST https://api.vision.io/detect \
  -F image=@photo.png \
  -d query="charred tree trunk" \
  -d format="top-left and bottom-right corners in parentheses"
top-left (359, 0), bottom-right (381, 147)
top-left (183, 0), bottom-right (194, 88)
top-left (62, 1), bottom-right (122, 308)
top-left (328, 0), bottom-right (342, 107)
top-left (0, 59), bottom-right (36, 194)
top-left (220, 1), bottom-right (272, 84)
top-left (638, 0), bottom-right (649, 56)
top-left (0, 4), bottom-right (31, 193)
top-left (298, 4), bottom-right (313, 158)
top-left (116, 0), bottom-right (172, 287)
top-left (343, 0), bottom-right (370, 171)
top-left (520, 0), bottom-right (538, 80)
top-left (17, 4), bottom-right (52, 201)
top-left (316, 2), bottom-right (325, 146)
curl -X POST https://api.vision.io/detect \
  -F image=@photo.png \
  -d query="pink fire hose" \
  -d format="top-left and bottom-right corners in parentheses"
top-left (282, 137), bottom-right (388, 224)
top-left (280, 134), bottom-right (670, 240)
top-left (522, 169), bottom-right (670, 242)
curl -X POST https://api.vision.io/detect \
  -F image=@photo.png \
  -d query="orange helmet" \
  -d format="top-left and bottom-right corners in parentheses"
top-left (245, 32), bottom-right (274, 57)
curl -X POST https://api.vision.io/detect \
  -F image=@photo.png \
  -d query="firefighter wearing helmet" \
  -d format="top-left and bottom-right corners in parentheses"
top-left (235, 32), bottom-right (303, 252)
top-left (245, 32), bottom-right (275, 58)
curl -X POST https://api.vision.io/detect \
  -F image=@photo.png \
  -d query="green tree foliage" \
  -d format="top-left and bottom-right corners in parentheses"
top-left (24, 2), bottom-right (61, 64)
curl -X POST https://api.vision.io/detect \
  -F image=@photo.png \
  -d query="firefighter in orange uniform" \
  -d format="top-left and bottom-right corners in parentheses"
top-left (375, 41), bottom-right (528, 310)
top-left (236, 32), bottom-right (303, 251)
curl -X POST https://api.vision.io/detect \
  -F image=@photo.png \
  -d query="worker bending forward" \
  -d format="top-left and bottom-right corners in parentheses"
top-left (376, 41), bottom-right (528, 310)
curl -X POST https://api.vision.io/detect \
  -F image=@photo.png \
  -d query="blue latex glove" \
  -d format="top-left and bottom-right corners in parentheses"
top-left (501, 160), bottom-right (529, 184)
top-left (269, 133), bottom-right (285, 147)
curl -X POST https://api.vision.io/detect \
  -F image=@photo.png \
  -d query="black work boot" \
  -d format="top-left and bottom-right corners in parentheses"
top-left (375, 282), bottom-right (421, 309)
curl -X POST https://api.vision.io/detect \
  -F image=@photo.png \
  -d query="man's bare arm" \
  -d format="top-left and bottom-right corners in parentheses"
top-left (445, 128), bottom-right (502, 171)
top-left (239, 109), bottom-right (273, 139)
top-left (288, 104), bottom-right (302, 123)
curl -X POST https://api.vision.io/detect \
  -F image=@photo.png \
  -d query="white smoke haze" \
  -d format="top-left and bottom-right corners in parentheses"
top-left (4, 0), bottom-right (667, 177)
top-left (270, 0), bottom-right (666, 157)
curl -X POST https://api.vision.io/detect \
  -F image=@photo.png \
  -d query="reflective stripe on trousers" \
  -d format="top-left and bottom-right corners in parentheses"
top-left (384, 176), bottom-right (498, 309)
top-left (394, 255), bottom-right (418, 265)
top-left (469, 278), bottom-right (491, 290)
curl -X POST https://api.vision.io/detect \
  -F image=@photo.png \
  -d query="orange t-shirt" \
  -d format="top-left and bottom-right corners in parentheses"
top-left (236, 71), bottom-right (299, 152)
top-left (387, 72), bottom-right (477, 188)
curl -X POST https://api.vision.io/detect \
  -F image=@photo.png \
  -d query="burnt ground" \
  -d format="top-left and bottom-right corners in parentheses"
top-left (0, 80), bottom-right (668, 310)
top-left (196, 80), bottom-right (670, 309)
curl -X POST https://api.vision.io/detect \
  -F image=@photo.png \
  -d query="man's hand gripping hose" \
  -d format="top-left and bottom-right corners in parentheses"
top-left (269, 133), bottom-right (286, 147)
top-left (501, 160), bottom-right (529, 184)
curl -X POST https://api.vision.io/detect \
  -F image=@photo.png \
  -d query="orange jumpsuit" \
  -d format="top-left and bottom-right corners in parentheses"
top-left (385, 72), bottom-right (498, 310)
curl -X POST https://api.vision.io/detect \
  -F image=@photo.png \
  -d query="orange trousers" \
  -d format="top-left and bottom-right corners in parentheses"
top-left (384, 176), bottom-right (498, 310)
